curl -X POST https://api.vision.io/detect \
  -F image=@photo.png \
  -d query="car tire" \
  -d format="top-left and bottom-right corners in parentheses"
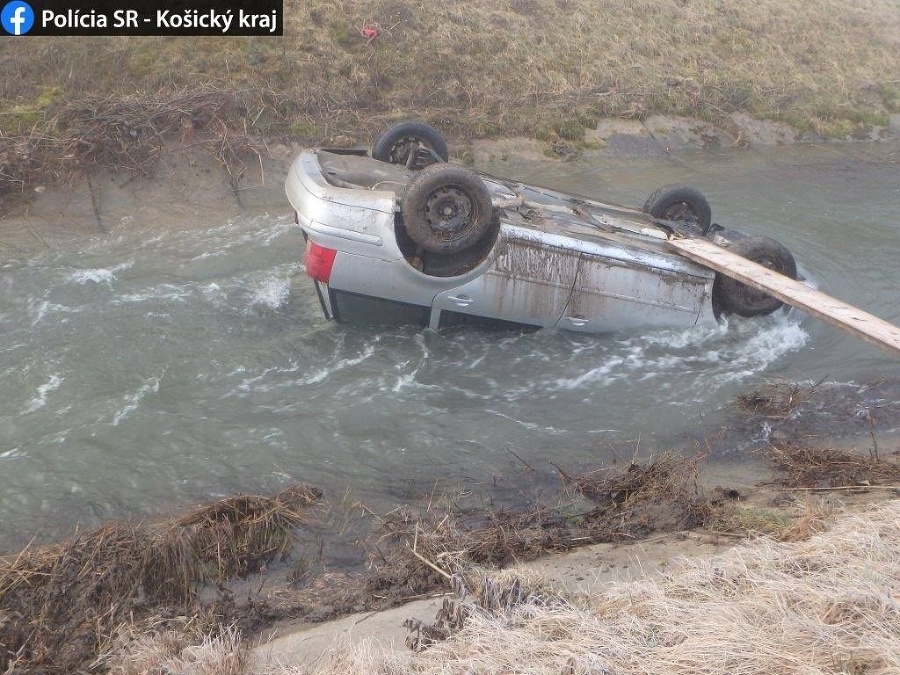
top-left (402, 164), bottom-right (494, 254)
top-left (372, 121), bottom-right (449, 169)
top-left (713, 236), bottom-right (798, 317)
top-left (643, 185), bottom-right (713, 232)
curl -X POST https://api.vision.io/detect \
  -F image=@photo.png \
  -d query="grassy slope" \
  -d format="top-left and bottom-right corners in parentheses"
top-left (1, 0), bottom-right (899, 190)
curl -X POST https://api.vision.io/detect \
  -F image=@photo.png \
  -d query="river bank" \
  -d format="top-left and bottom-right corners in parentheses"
top-left (3, 416), bottom-right (900, 673)
top-left (3, 0), bottom-right (900, 208)
top-left (253, 494), bottom-right (900, 675)
top-left (2, 132), bottom-right (899, 671)
top-left (4, 111), bottom-right (899, 261)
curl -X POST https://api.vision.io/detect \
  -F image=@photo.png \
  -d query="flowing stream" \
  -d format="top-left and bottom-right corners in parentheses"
top-left (1, 140), bottom-right (898, 552)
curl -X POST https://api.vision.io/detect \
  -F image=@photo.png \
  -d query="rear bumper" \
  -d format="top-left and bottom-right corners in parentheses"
top-left (285, 151), bottom-right (398, 255)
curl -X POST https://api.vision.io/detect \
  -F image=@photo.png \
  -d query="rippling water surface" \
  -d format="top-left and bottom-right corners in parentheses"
top-left (1, 141), bottom-right (898, 551)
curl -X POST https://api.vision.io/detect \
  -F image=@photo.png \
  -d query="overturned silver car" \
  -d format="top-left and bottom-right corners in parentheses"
top-left (285, 121), bottom-right (798, 332)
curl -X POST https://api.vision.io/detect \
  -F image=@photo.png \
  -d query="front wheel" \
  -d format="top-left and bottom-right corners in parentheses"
top-left (401, 164), bottom-right (493, 254)
top-left (371, 120), bottom-right (449, 170)
top-left (643, 185), bottom-right (713, 233)
top-left (712, 236), bottom-right (798, 317)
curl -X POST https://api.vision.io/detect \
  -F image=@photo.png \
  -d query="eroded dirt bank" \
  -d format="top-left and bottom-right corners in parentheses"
top-left (4, 113), bottom-right (898, 260)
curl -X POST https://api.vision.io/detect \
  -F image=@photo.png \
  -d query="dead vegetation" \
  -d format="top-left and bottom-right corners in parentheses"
top-left (3, 442), bottom-right (900, 673)
top-left (735, 379), bottom-right (820, 417)
top-left (0, 453), bottom-right (721, 673)
top-left (364, 444), bottom-right (895, 608)
top-left (261, 453), bottom-right (718, 627)
top-left (0, 89), bottom-right (268, 207)
top-left (766, 442), bottom-right (900, 489)
top-left (368, 452), bottom-right (712, 591)
top-left (103, 622), bottom-right (247, 675)
top-left (2, 0), bottom-right (900, 206)
top-left (0, 484), bottom-right (320, 674)
top-left (337, 500), bottom-right (900, 675)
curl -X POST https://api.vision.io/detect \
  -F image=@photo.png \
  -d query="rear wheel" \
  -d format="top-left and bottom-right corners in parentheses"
top-left (713, 236), bottom-right (798, 317)
top-left (644, 185), bottom-right (712, 232)
top-left (401, 164), bottom-right (493, 254)
top-left (372, 121), bottom-right (448, 169)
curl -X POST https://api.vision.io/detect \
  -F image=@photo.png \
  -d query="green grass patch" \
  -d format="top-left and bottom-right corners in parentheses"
top-left (0, 86), bottom-right (63, 132)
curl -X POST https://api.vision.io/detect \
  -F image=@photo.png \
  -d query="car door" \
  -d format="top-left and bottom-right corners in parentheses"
top-left (558, 246), bottom-right (713, 332)
top-left (431, 230), bottom-right (580, 329)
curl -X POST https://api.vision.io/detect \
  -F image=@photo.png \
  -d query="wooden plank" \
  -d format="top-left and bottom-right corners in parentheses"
top-left (668, 236), bottom-right (900, 358)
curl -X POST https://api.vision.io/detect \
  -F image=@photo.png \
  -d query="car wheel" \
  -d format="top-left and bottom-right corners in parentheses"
top-left (643, 185), bottom-right (713, 232)
top-left (402, 164), bottom-right (494, 254)
top-left (712, 236), bottom-right (798, 317)
top-left (371, 120), bottom-right (449, 169)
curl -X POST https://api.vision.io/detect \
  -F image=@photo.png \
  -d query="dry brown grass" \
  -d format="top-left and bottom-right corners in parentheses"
top-left (290, 499), bottom-right (900, 675)
top-left (735, 379), bottom-right (819, 417)
top-left (1, 445), bottom-right (897, 673)
top-left (2, 0), bottom-right (899, 201)
top-left (766, 442), bottom-right (900, 489)
top-left (104, 622), bottom-right (247, 675)
top-left (368, 452), bottom-right (713, 592)
top-left (0, 89), bottom-right (266, 205)
top-left (0, 484), bottom-right (320, 674)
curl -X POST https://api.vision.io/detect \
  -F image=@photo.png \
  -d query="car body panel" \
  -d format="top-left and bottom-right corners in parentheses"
top-left (286, 149), bottom-right (722, 333)
top-left (432, 230), bottom-right (581, 328)
top-left (563, 253), bottom-right (712, 332)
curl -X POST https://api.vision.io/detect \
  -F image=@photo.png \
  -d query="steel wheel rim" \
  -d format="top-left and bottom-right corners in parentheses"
top-left (424, 187), bottom-right (473, 234)
top-left (662, 202), bottom-right (696, 222)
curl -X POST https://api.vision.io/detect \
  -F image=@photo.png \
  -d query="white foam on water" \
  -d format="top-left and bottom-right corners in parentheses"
top-left (295, 368), bottom-right (330, 387)
top-left (113, 284), bottom-right (192, 304)
top-left (259, 218), bottom-right (297, 246)
top-left (182, 216), bottom-right (296, 256)
top-left (484, 408), bottom-right (589, 434)
top-left (711, 317), bottom-right (810, 384)
top-left (391, 368), bottom-right (442, 394)
top-left (235, 363), bottom-right (303, 394)
top-left (549, 355), bottom-right (628, 391)
top-left (69, 268), bottom-right (116, 285)
top-left (202, 283), bottom-right (227, 303)
top-left (387, 348), bottom-right (442, 394)
top-left (632, 321), bottom-right (730, 350)
top-left (111, 375), bottom-right (163, 426)
top-left (66, 260), bottom-right (133, 285)
top-left (43, 430), bottom-right (70, 444)
top-left (247, 276), bottom-right (292, 310)
top-left (190, 250), bottom-right (227, 261)
top-left (332, 345), bottom-right (377, 371)
top-left (524, 315), bottom-right (810, 401)
top-left (22, 375), bottom-right (64, 414)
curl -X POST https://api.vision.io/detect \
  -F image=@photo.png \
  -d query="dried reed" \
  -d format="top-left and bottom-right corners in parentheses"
top-left (0, 484), bottom-right (320, 674)
top-left (766, 442), bottom-right (900, 489)
top-left (300, 500), bottom-right (900, 675)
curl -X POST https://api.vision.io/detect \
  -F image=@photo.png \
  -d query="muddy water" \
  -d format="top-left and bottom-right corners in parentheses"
top-left (1, 141), bottom-right (898, 552)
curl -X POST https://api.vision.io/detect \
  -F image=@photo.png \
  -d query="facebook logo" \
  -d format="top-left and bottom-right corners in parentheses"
top-left (1, 1), bottom-right (35, 35)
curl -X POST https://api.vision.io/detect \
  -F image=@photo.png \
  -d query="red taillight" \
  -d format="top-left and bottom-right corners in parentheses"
top-left (305, 242), bottom-right (337, 283)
